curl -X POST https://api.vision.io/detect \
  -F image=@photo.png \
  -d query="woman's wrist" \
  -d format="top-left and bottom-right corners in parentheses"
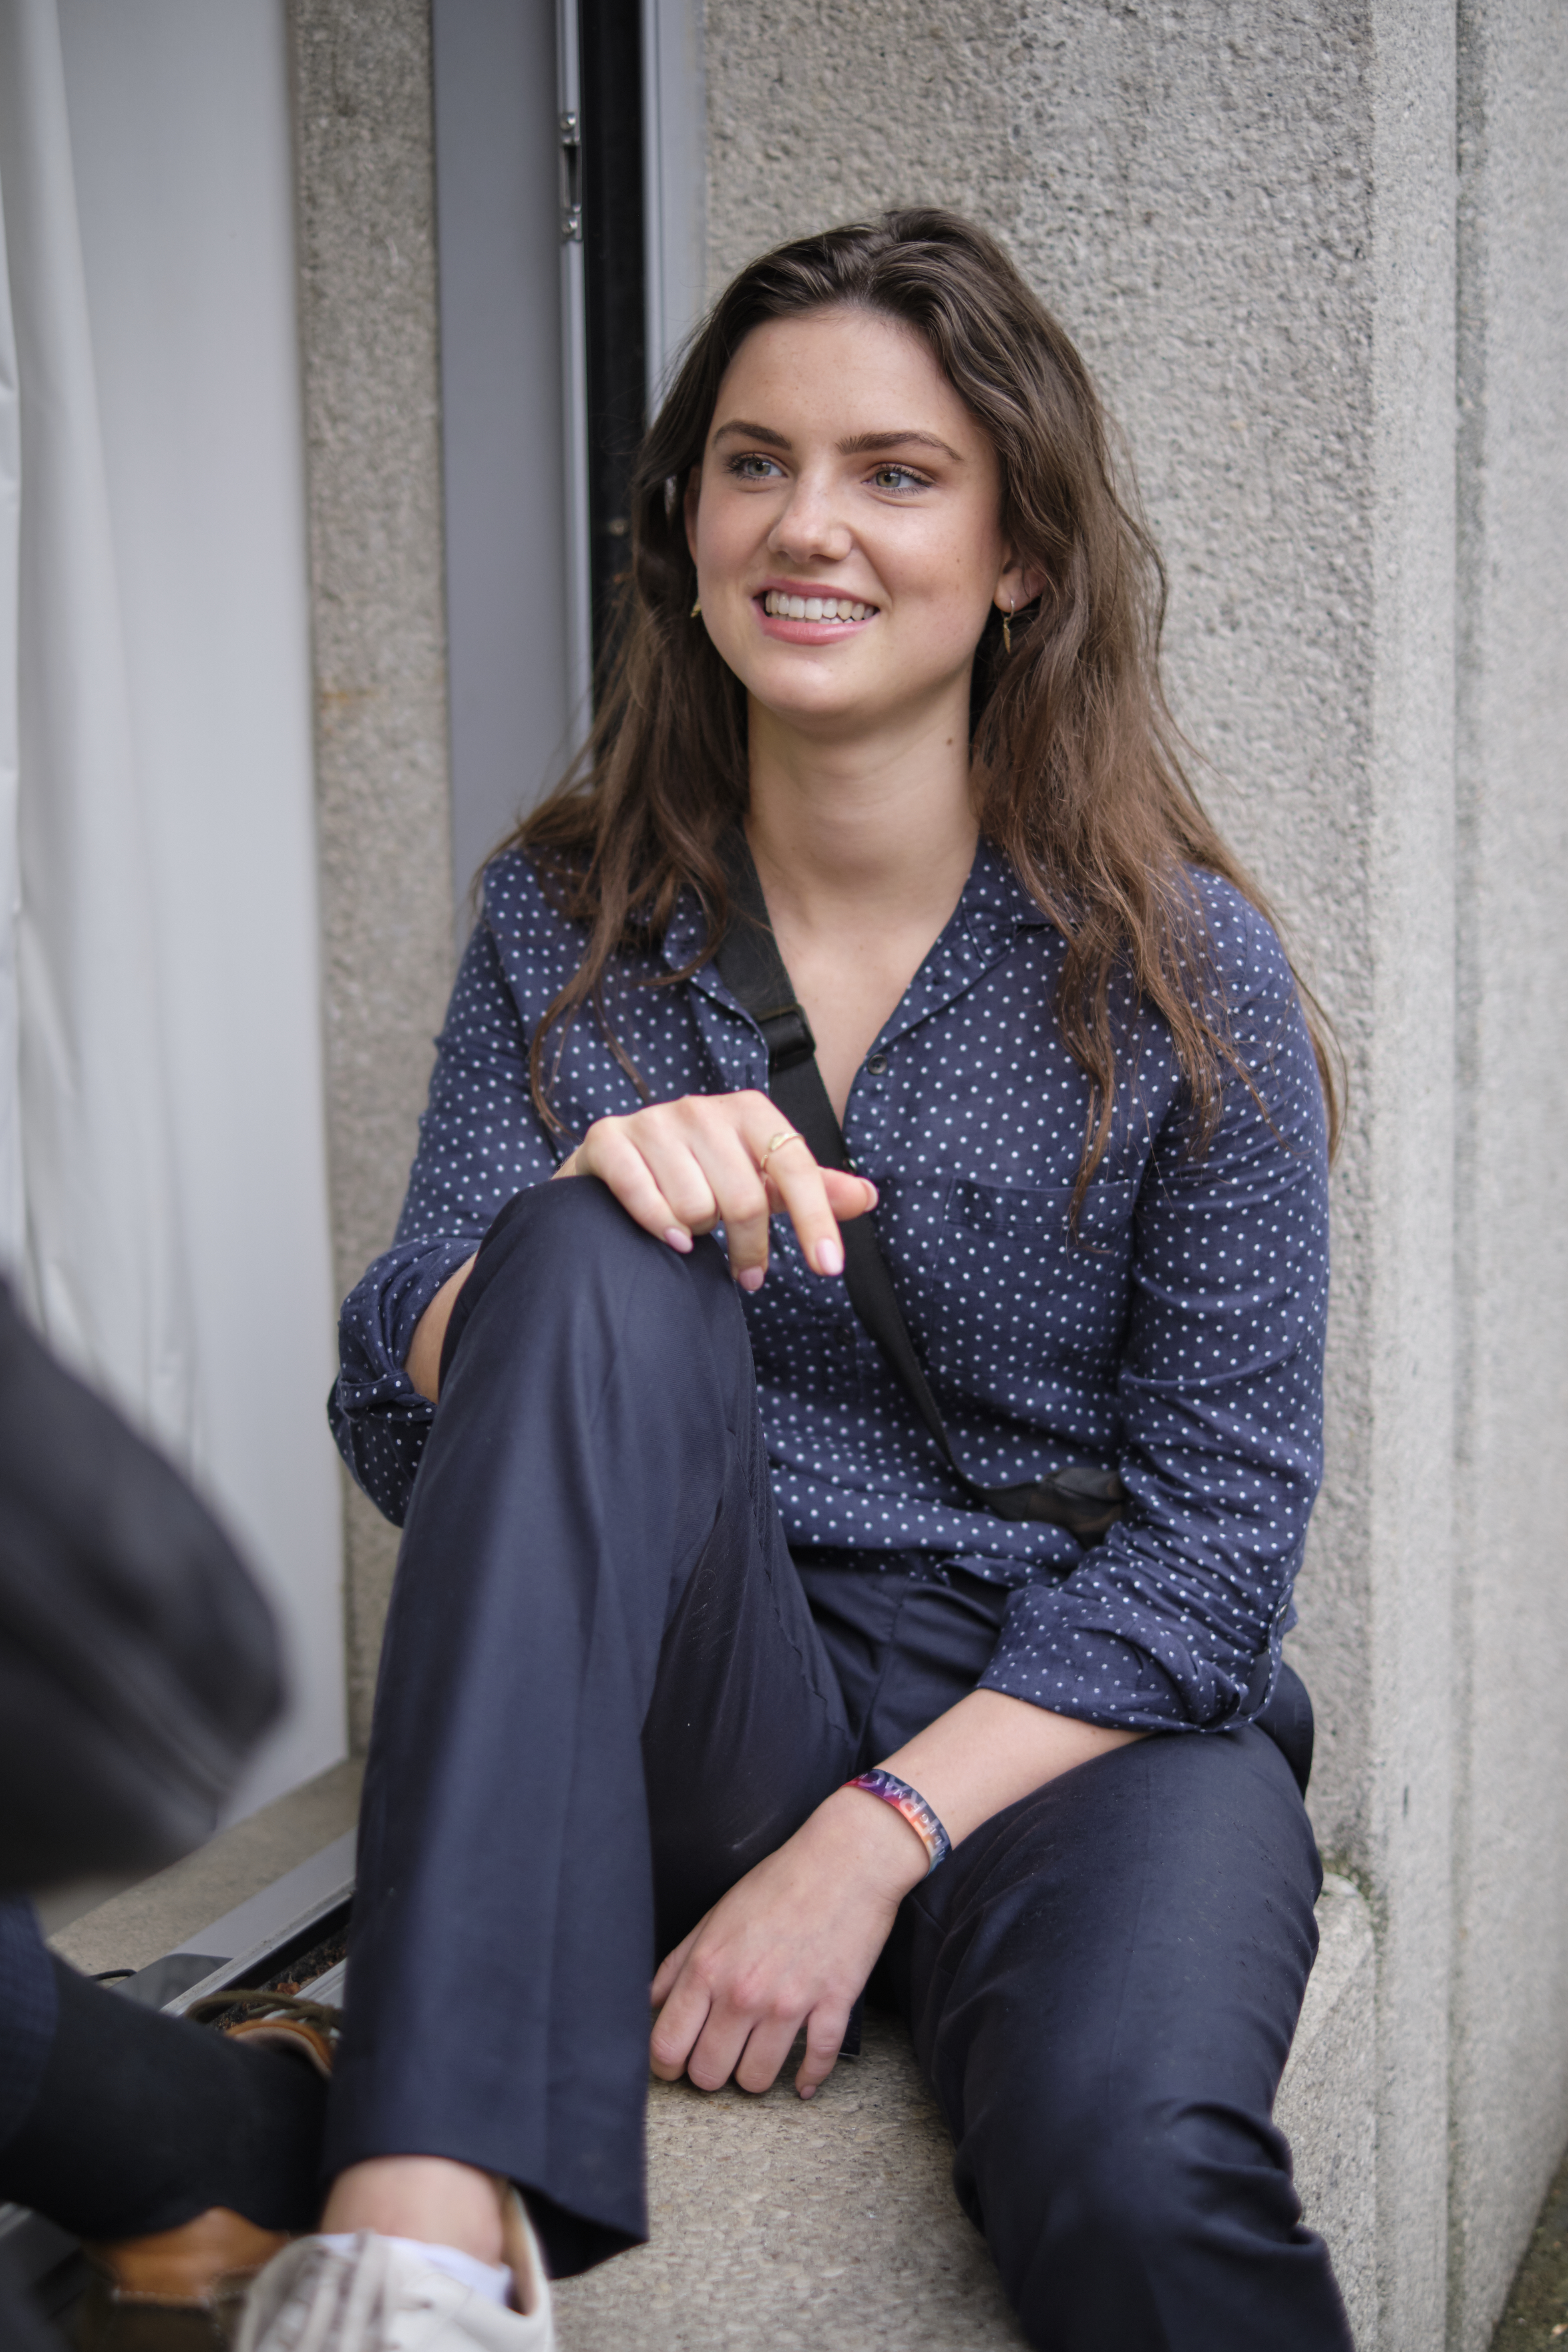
top-left (806, 1782), bottom-right (931, 1900)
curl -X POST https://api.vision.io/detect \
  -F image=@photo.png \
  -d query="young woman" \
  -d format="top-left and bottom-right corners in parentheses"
top-left (247, 211), bottom-right (1349, 2352)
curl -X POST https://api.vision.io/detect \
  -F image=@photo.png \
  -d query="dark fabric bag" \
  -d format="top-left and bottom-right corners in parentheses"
top-left (0, 1283), bottom-right (283, 1894)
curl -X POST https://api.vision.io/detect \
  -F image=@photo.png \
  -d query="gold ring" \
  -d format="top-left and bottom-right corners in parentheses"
top-left (758, 1129), bottom-right (806, 1178)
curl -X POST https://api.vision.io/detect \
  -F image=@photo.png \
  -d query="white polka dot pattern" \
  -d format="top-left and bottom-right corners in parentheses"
top-left (330, 842), bottom-right (1329, 1736)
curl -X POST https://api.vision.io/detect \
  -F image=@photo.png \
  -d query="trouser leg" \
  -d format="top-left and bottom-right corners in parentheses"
top-left (887, 1687), bottom-right (1352, 2352)
top-left (324, 1179), bottom-right (853, 2274)
top-left (0, 1902), bottom-right (56, 2154)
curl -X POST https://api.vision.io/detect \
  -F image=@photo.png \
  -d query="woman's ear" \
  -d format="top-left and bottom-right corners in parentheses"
top-left (683, 466), bottom-right (702, 564)
top-left (995, 551), bottom-right (1045, 613)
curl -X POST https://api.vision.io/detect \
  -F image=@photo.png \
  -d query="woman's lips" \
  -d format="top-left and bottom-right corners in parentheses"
top-left (753, 590), bottom-right (878, 645)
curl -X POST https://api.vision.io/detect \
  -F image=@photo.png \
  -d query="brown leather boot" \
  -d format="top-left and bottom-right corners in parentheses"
top-left (72, 2208), bottom-right (287, 2351)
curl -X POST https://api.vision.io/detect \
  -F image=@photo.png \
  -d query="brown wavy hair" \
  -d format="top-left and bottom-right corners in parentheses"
top-left (509, 208), bottom-right (1341, 1202)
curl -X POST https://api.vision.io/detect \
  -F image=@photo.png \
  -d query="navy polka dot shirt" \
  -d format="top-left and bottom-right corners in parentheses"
top-left (331, 840), bottom-right (1329, 1736)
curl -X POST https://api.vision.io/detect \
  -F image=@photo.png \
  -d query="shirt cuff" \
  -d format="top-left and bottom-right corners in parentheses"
top-left (977, 1578), bottom-right (1276, 1734)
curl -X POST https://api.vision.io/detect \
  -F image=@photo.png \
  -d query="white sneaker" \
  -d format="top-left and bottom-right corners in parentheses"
top-left (235, 2188), bottom-right (554, 2352)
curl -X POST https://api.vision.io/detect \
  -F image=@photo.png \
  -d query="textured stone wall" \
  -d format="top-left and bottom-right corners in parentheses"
top-left (700, 3), bottom-right (1563, 2346)
top-left (1449, 3), bottom-right (1568, 2343)
top-left (289, 0), bottom-right (454, 1746)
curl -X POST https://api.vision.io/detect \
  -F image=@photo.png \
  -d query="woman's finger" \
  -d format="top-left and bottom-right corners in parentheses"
top-left (766, 1146), bottom-right (868, 1277)
top-left (732, 2013), bottom-right (806, 2097)
top-left (821, 1169), bottom-right (879, 1222)
top-left (648, 1967), bottom-right (713, 2082)
top-left (795, 2005), bottom-right (852, 2100)
top-left (729, 1115), bottom-right (844, 1278)
top-left (692, 1128), bottom-right (775, 1289)
top-left (617, 1132), bottom-right (722, 1239)
top-left (681, 1999), bottom-right (756, 2095)
top-left (574, 1121), bottom-right (705, 1251)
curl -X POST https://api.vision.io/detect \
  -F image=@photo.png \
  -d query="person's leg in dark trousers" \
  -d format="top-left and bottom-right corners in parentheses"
top-left (324, 1179), bottom-right (855, 2276)
top-left (888, 1689), bottom-right (1348, 2347)
top-left (800, 1565), bottom-right (1351, 2351)
top-left (328, 1176), bottom-right (1347, 2336)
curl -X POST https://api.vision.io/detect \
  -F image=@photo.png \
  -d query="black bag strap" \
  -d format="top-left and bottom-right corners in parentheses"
top-left (711, 831), bottom-right (1124, 1541)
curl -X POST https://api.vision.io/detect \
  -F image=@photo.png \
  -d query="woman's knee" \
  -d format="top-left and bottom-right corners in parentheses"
top-left (478, 1171), bottom-right (671, 1286)
top-left (440, 1176), bottom-right (744, 1402)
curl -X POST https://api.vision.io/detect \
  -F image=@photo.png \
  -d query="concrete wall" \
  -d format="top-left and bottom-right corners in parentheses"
top-left (700, 2), bottom-right (1564, 2346)
top-left (288, 0), bottom-right (455, 1747)
top-left (1450, 4), bottom-right (1568, 2345)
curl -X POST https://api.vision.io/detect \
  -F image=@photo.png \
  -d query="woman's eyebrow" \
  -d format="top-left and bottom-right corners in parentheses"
top-left (838, 429), bottom-right (963, 461)
top-left (711, 419), bottom-right (791, 448)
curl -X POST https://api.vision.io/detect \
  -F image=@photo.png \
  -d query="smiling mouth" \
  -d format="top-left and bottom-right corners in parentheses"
top-left (760, 590), bottom-right (877, 624)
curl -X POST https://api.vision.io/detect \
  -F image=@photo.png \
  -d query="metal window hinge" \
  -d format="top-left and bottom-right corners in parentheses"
top-left (559, 111), bottom-right (582, 243)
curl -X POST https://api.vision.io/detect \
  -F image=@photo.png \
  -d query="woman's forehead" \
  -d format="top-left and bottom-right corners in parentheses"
top-left (708, 309), bottom-right (981, 451)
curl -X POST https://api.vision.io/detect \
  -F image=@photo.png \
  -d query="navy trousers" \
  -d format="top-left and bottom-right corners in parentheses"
top-left (326, 1178), bottom-right (1352, 2350)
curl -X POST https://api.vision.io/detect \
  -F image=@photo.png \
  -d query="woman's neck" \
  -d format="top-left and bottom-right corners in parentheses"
top-left (744, 696), bottom-right (978, 943)
top-left (742, 696), bottom-right (980, 1122)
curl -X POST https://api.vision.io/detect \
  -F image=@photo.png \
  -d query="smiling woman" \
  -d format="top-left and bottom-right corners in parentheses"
top-left (271, 212), bottom-right (1352, 2352)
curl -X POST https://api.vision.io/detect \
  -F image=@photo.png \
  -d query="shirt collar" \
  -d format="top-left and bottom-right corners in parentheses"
top-left (957, 836), bottom-right (1053, 956)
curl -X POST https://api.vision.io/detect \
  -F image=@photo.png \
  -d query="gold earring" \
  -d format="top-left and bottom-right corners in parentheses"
top-left (1002, 597), bottom-right (1014, 655)
top-left (690, 596), bottom-right (702, 618)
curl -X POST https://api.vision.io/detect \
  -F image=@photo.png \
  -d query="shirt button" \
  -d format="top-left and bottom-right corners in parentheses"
top-left (866, 1054), bottom-right (889, 1075)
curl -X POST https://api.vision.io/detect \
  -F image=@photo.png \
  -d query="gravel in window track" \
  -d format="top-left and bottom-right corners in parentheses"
top-left (198, 1927), bottom-right (350, 2032)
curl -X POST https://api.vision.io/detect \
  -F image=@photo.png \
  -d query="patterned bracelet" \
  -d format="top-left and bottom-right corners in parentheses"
top-left (845, 1768), bottom-right (952, 1876)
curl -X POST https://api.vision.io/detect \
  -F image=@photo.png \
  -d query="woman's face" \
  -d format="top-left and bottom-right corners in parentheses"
top-left (686, 308), bottom-right (1024, 743)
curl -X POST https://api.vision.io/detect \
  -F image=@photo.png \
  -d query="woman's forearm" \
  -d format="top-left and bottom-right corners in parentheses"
top-left (404, 1256), bottom-right (478, 1402)
top-left (848, 1688), bottom-right (1141, 1855)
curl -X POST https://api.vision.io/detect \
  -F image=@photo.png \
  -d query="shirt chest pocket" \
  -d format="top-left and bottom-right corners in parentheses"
top-left (942, 1176), bottom-right (1140, 1253)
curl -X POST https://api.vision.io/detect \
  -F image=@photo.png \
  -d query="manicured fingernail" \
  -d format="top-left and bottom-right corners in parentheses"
top-left (862, 1180), bottom-right (879, 1207)
top-left (736, 1265), bottom-right (765, 1292)
top-left (814, 1236), bottom-right (844, 1276)
top-left (799, 2083), bottom-right (816, 2101)
top-left (664, 1227), bottom-right (693, 1253)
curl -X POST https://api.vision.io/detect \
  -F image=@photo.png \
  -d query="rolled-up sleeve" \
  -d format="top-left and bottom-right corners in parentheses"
top-left (978, 902), bottom-right (1330, 1733)
top-left (330, 915), bottom-right (561, 1524)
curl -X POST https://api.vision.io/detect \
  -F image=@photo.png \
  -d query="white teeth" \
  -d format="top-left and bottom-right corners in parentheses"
top-left (763, 591), bottom-right (874, 623)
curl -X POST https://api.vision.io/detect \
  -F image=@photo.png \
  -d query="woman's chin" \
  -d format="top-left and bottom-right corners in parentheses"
top-left (737, 657), bottom-right (961, 744)
top-left (746, 684), bottom-right (907, 744)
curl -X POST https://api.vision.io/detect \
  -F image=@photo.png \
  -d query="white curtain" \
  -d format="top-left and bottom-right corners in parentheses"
top-left (0, 0), bottom-right (346, 1809)
top-left (0, 0), bottom-right (195, 1448)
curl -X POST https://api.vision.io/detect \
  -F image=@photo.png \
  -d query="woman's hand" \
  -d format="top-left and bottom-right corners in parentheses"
top-left (649, 1786), bottom-right (928, 2100)
top-left (649, 1695), bottom-right (1144, 2102)
top-left (555, 1090), bottom-right (876, 1290)
top-left (406, 1090), bottom-right (869, 1403)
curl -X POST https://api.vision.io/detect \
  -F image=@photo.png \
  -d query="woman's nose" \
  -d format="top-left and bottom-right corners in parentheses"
top-left (768, 473), bottom-right (852, 564)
